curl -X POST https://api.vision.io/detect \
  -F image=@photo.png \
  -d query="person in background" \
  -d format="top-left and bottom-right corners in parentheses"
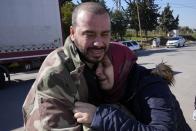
top-left (193, 96), bottom-right (196, 120)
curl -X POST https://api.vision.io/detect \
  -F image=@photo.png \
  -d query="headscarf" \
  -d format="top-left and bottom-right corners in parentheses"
top-left (85, 42), bottom-right (137, 105)
top-left (103, 42), bottom-right (137, 102)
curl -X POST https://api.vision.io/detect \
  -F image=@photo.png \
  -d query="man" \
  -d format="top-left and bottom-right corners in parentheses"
top-left (23, 2), bottom-right (111, 130)
top-left (73, 43), bottom-right (192, 131)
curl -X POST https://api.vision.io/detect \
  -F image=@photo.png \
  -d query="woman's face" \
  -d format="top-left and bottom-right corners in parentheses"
top-left (95, 56), bottom-right (114, 90)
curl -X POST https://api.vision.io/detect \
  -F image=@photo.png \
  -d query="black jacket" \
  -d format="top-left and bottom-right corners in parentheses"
top-left (91, 64), bottom-right (191, 131)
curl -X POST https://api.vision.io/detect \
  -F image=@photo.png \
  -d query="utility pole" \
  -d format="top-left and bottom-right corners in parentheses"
top-left (114, 0), bottom-right (121, 11)
top-left (136, 0), bottom-right (142, 38)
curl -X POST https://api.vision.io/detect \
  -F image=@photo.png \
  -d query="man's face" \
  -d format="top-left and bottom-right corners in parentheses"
top-left (70, 10), bottom-right (111, 63)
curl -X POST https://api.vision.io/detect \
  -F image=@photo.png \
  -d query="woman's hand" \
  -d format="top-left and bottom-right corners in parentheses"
top-left (73, 102), bottom-right (97, 124)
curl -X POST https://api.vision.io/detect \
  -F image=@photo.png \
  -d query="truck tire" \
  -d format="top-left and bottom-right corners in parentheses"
top-left (0, 72), bottom-right (5, 89)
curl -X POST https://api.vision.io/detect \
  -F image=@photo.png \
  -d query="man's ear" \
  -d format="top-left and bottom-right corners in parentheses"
top-left (70, 26), bottom-right (75, 41)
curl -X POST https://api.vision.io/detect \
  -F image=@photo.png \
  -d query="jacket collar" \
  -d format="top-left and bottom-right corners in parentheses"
top-left (63, 36), bottom-right (85, 69)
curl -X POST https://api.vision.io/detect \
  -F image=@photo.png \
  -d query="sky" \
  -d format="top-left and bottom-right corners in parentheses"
top-left (73, 0), bottom-right (196, 29)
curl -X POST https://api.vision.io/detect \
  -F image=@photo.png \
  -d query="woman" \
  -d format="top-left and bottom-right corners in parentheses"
top-left (73, 42), bottom-right (191, 131)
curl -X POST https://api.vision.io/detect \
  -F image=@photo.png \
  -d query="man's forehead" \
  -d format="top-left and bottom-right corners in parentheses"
top-left (76, 10), bottom-right (110, 24)
top-left (80, 29), bottom-right (111, 34)
top-left (74, 22), bottom-right (110, 34)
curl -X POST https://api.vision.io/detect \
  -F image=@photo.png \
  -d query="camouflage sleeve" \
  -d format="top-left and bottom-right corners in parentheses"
top-left (24, 70), bottom-right (82, 131)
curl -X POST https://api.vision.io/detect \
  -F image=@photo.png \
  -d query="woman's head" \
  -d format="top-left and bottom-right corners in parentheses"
top-left (95, 42), bottom-right (137, 102)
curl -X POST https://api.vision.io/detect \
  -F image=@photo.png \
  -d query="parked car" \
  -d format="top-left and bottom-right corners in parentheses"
top-left (166, 36), bottom-right (185, 48)
top-left (120, 40), bottom-right (141, 51)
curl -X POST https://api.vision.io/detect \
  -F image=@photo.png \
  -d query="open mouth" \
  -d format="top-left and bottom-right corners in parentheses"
top-left (90, 49), bottom-right (105, 57)
top-left (97, 76), bottom-right (107, 82)
top-left (92, 48), bottom-right (104, 53)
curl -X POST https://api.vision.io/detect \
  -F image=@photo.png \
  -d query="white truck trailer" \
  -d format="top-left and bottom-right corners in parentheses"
top-left (0, 0), bottom-right (63, 87)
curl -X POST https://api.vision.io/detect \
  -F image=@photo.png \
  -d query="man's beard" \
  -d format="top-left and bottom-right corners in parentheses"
top-left (77, 48), bottom-right (105, 64)
top-left (73, 40), bottom-right (108, 64)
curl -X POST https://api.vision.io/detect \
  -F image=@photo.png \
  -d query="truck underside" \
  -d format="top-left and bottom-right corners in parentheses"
top-left (0, 0), bottom-right (63, 88)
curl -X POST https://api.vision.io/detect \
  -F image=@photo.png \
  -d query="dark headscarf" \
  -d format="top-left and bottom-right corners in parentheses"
top-left (103, 42), bottom-right (137, 102)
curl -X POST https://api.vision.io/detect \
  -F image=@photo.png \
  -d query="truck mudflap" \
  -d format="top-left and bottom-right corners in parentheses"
top-left (0, 65), bottom-right (10, 87)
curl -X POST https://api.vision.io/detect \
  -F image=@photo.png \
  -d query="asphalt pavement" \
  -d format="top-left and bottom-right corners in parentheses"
top-left (0, 72), bottom-right (36, 131)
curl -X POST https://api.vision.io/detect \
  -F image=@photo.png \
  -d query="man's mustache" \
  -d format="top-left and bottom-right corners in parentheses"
top-left (88, 47), bottom-right (106, 50)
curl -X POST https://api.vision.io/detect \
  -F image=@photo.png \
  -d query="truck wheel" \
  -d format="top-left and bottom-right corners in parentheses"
top-left (0, 72), bottom-right (5, 89)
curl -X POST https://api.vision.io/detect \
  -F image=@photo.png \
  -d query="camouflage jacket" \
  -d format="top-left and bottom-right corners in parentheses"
top-left (23, 37), bottom-right (90, 131)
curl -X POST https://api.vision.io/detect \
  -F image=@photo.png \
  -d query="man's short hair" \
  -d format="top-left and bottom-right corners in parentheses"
top-left (72, 2), bottom-right (109, 26)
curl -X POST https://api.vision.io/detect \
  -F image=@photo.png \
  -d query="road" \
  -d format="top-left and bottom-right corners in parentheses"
top-left (0, 72), bottom-right (36, 131)
top-left (0, 43), bottom-right (196, 130)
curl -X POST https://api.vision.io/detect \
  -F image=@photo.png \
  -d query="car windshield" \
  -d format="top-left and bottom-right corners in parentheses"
top-left (169, 37), bottom-right (180, 40)
top-left (131, 41), bottom-right (138, 45)
top-left (127, 42), bottom-right (133, 47)
top-left (122, 42), bottom-right (127, 45)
